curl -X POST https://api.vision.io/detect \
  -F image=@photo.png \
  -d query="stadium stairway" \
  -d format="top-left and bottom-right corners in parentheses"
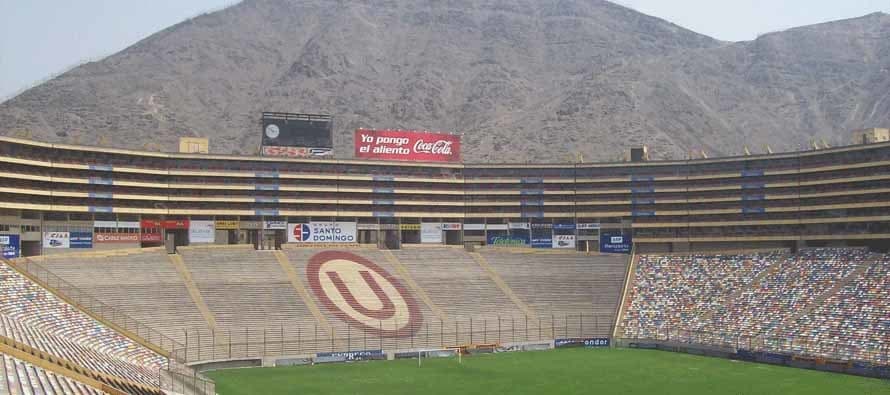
top-left (391, 248), bottom-right (522, 320)
top-left (477, 250), bottom-right (627, 337)
top-left (468, 252), bottom-right (537, 319)
top-left (167, 253), bottom-right (218, 333)
top-left (381, 250), bottom-right (449, 322)
top-left (271, 250), bottom-right (330, 330)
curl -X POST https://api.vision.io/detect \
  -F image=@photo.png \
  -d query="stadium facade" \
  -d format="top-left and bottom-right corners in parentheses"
top-left (2, 135), bottom-right (890, 257)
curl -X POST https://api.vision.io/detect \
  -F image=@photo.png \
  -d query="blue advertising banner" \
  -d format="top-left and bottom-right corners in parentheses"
top-left (69, 232), bottom-right (93, 249)
top-left (554, 338), bottom-right (610, 348)
top-left (487, 234), bottom-right (530, 246)
top-left (531, 236), bottom-right (552, 248)
top-left (552, 223), bottom-right (576, 230)
top-left (600, 232), bottom-right (632, 254)
top-left (0, 234), bottom-right (20, 258)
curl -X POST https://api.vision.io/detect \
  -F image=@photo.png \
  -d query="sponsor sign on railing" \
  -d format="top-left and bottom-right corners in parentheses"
top-left (600, 232), bottom-right (632, 254)
top-left (288, 222), bottom-right (357, 243)
top-left (552, 235), bottom-right (576, 249)
top-left (421, 223), bottom-right (443, 243)
top-left (354, 129), bottom-right (461, 163)
top-left (69, 232), bottom-right (93, 249)
top-left (487, 234), bottom-right (530, 246)
top-left (189, 221), bottom-right (215, 243)
top-left (315, 350), bottom-right (386, 363)
top-left (43, 232), bottom-right (70, 249)
top-left (95, 233), bottom-right (140, 243)
top-left (0, 234), bottom-right (19, 258)
top-left (554, 338), bottom-right (610, 348)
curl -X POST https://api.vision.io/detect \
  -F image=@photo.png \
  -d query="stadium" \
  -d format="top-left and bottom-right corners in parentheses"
top-left (0, 119), bottom-right (889, 394)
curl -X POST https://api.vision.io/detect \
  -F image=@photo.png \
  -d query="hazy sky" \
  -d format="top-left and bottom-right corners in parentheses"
top-left (1, 0), bottom-right (888, 100)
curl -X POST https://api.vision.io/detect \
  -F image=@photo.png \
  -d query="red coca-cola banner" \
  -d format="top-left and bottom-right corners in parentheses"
top-left (354, 129), bottom-right (461, 163)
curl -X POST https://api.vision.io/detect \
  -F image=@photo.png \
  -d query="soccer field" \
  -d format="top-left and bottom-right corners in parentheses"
top-left (205, 348), bottom-right (890, 395)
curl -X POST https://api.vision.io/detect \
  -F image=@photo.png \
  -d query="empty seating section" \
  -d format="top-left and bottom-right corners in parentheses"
top-left (286, 248), bottom-right (438, 325)
top-left (392, 249), bottom-right (521, 320)
top-left (0, 264), bottom-right (165, 387)
top-left (480, 252), bottom-right (626, 321)
top-left (776, 259), bottom-right (890, 362)
top-left (1, 354), bottom-right (106, 395)
top-left (37, 251), bottom-right (207, 344)
top-left (621, 248), bottom-right (890, 364)
top-left (179, 247), bottom-right (311, 330)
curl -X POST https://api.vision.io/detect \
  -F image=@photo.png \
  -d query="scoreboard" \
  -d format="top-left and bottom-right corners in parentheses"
top-left (261, 112), bottom-right (333, 157)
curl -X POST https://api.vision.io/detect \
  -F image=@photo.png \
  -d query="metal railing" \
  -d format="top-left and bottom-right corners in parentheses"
top-left (7, 258), bottom-right (217, 395)
top-left (171, 314), bottom-right (615, 363)
top-left (621, 326), bottom-right (889, 366)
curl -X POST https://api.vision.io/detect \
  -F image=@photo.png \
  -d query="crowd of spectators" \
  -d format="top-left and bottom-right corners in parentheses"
top-left (622, 248), bottom-right (888, 364)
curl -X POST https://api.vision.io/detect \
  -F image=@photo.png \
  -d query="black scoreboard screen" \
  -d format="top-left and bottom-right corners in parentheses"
top-left (261, 112), bottom-right (333, 149)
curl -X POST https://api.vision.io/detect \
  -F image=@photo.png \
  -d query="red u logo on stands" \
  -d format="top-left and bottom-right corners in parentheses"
top-left (307, 251), bottom-right (422, 337)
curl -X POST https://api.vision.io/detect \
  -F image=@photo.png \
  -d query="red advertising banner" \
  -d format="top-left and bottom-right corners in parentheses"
top-left (95, 233), bottom-right (140, 243)
top-left (354, 129), bottom-right (461, 163)
top-left (140, 232), bottom-right (162, 242)
top-left (161, 220), bottom-right (190, 230)
top-left (141, 219), bottom-right (161, 229)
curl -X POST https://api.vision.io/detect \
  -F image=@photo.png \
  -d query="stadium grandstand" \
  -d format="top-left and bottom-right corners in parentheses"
top-left (1, 131), bottom-right (889, 394)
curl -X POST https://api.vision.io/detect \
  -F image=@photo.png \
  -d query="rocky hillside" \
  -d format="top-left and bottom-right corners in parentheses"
top-left (0, 0), bottom-right (887, 162)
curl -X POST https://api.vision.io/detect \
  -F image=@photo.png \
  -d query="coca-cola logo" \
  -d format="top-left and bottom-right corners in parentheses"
top-left (413, 139), bottom-right (452, 155)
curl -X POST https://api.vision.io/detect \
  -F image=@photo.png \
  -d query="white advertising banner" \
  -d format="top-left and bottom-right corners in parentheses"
top-left (288, 222), bottom-right (357, 243)
top-left (43, 232), bottom-right (70, 249)
top-left (442, 223), bottom-right (462, 231)
top-left (93, 221), bottom-right (118, 228)
top-left (508, 222), bottom-right (530, 230)
top-left (577, 223), bottom-right (601, 230)
top-left (463, 223), bottom-right (485, 231)
top-left (264, 220), bottom-right (287, 230)
top-left (189, 221), bottom-right (215, 243)
top-left (486, 224), bottom-right (509, 231)
top-left (118, 221), bottom-right (140, 229)
top-left (421, 223), bottom-right (443, 243)
top-left (553, 235), bottom-right (576, 249)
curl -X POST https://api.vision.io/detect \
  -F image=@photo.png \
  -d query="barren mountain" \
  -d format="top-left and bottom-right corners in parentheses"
top-left (1, 0), bottom-right (888, 162)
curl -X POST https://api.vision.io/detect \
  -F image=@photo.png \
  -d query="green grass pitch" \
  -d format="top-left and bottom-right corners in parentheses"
top-left (206, 348), bottom-right (890, 395)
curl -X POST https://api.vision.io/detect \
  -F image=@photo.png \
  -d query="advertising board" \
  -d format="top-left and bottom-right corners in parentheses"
top-left (600, 232), bottom-right (632, 254)
top-left (288, 222), bottom-right (357, 243)
top-left (95, 233), bottom-right (140, 243)
top-left (553, 235), bottom-right (576, 249)
top-left (189, 221), bottom-right (215, 243)
top-left (420, 223), bottom-right (443, 243)
top-left (264, 220), bottom-right (287, 230)
top-left (69, 232), bottom-right (93, 249)
top-left (554, 338), bottom-right (610, 348)
top-left (487, 234), bottom-right (530, 246)
top-left (43, 232), bottom-right (70, 249)
top-left (0, 235), bottom-right (20, 258)
top-left (354, 129), bottom-right (460, 163)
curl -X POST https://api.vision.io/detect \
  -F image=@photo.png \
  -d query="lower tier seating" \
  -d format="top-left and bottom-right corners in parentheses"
top-left (0, 263), bottom-right (166, 389)
top-left (1, 354), bottom-right (106, 395)
top-left (621, 248), bottom-right (889, 364)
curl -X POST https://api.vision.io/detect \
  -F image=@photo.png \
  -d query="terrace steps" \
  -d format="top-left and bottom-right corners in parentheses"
top-left (167, 254), bottom-right (218, 332)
